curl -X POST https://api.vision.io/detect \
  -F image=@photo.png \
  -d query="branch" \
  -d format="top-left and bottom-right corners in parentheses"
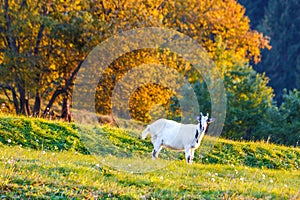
top-left (156, 0), bottom-right (168, 10)
top-left (4, 0), bottom-right (18, 53)
top-left (43, 61), bottom-right (83, 115)
top-left (2, 87), bottom-right (12, 102)
top-left (0, 83), bottom-right (20, 113)
top-left (64, 60), bottom-right (83, 90)
top-left (0, 83), bottom-right (12, 90)
top-left (33, 24), bottom-right (45, 55)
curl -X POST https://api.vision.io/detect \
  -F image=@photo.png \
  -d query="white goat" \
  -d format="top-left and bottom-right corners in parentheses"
top-left (141, 113), bottom-right (215, 163)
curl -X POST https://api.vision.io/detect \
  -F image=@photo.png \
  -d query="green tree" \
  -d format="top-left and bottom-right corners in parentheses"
top-left (223, 64), bottom-right (274, 140)
top-left (256, 0), bottom-right (300, 103)
top-left (278, 89), bottom-right (300, 145)
top-left (238, 0), bottom-right (269, 29)
top-left (256, 89), bottom-right (300, 145)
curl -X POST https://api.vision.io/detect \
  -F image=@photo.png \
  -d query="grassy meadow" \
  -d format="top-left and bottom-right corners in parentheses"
top-left (0, 114), bottom-right (299, 199)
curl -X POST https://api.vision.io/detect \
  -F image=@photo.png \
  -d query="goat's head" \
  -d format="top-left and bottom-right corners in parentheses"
top-left (192, 112), bottom-right (216, 148)
top-left (196, 112), bottom-right (215, 133)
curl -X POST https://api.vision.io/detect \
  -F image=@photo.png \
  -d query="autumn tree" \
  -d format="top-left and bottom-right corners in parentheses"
top-left (0, 0), bottom-right (52, 116)
top-left (1, 0), bottom-right (271, 130)
top-left (94, 0), bottom-right (271, 123)
top-left (95, 49), bottom-right (192, 123)
top-left (0, 0), bottom-right (104, 119)
top-left (161, 0), bottom-right (270, 70)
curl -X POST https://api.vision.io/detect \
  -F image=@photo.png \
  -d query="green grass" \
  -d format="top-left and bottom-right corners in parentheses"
top-left (0, 145), bottom-right (299, 199)
top-left (0, 114), bottom-right (87, 153)
top-left (0, 114), bottom-right (299, 170)
top-left (0, 114), bottom-right (300, 199)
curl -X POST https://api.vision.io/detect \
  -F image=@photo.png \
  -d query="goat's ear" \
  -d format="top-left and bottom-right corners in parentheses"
top-left (197, 116), bottom-right (201, 122)
top-left (207, 118), bottom-right (215, 123)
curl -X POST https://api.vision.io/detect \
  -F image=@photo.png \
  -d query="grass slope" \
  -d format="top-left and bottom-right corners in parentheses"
top-left (0, 146), bottom-right (299, 199)
top-left (0, 114), bottom-right (299, 170)
top-left (0, 114), bottom-right (300, 199)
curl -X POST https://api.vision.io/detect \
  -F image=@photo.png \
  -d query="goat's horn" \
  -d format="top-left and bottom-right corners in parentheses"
top-left (200, 112), bottom-right (203, 116)
top-left (207, 113), bottom-right (209, 117)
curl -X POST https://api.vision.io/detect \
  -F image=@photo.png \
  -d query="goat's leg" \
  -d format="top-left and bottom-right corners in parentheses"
top-left (152, 147), bottom-right (162, 159)
top-left (184, 148), bottom-right (195, 164)
top-left (185, 148), bottom-right (192, 164)
top-left (190, 149), bottom-right (195, 163)
top-left (152, 139), bottom-right (163, 159)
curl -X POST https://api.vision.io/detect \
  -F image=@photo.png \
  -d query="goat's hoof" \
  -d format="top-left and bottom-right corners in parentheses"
top-left (186, 156), bottom-right (194, 164)
top-left (187, 156), bottom-right (191, 163)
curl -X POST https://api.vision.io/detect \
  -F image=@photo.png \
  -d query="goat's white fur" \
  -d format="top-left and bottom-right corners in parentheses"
top-left (141, 113), bottom-right (214, 163)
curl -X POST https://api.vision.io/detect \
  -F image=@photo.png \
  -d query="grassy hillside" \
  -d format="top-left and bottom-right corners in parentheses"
top-left (0, 114), bottom-right (299, 170)
top-left (0, 114), bottom-right (87, 153)
top-left (0, 114), bottom-right (299, 199)
top-left (0, 145), bottom-right (299, 199)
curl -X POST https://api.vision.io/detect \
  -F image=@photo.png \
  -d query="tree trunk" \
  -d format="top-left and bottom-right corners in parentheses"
top-left (0, 84), bottom-right (20, 114)
top-left (33, 90), bottom-right (41, 117)
top-left (43, 61), bottom-right (82, 117)
top-left (61, 96), bottom-right (72, 122)
top-left (11, 88), bottom-right (20, 114)
top-left (43, 88), bottom-right (63, 117)
top-left (25, 98), bottom-right (31, 116)
top-left (17, 83), bottom-right (30, 116)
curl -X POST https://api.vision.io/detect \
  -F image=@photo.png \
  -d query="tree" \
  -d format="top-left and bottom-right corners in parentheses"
top-left (0, 1), bottom-right (52, 115)
top-left (223, 64), bottom-right (274, 140)
top-left (256, 0), bottom-right (300, 103)
top-left (95, 49), bottom-right (188, 123)
top-left (255, 89), bottom-right (300, 146)
top-left (278, 89), bottom-right (300, 145)
top-left (1, 0), bottom-right (271, 125)
top-left (162, 0), bottom-right (270, 68)
top-left (238, 0), bottom-right (269, 29)
top-left (94, 0), bottom-right (271, 122)
top-left (0, 0), bottom-right (102, 119)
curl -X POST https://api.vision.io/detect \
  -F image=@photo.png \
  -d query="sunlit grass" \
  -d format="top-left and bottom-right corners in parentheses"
top-left (0, 114), bottom-right (300, 198)
top-left (0, 145), bottom-right (299, 199)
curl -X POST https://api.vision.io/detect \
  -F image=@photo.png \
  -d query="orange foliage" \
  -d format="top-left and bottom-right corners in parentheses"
top-left (94, 0), bottom-right (270, 122)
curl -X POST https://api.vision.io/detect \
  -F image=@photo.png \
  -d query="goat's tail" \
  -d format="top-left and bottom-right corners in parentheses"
top-left (141, 125), bottom-right (150, 139)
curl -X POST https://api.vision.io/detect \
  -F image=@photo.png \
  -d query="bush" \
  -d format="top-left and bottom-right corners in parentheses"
top-left (255, 89), bottom-right (300, 146)
top-left (222, 64), bottom-right (274, 140)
